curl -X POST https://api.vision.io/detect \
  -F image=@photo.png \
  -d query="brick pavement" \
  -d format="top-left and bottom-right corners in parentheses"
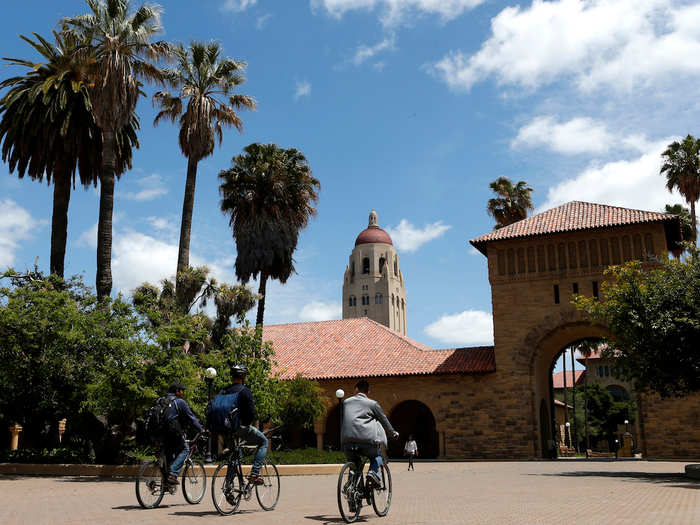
top-left (1, 461), bottom-right (699, 525)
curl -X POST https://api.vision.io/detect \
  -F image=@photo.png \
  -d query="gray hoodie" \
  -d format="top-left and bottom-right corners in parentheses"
top-left (340, 393), bottom-right (396, 446)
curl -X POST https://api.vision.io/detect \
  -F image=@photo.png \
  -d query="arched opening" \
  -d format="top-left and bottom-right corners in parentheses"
top-left (324, 404), bottom-right (342, 450)
top-left (379, 257), bottom-right (386, 274)
top-left (607, 385), bottom-right (629, 402)
top-left (362, 257), bottom-right (370, 274)
top-left (388, 400), bottom-right (438, 459)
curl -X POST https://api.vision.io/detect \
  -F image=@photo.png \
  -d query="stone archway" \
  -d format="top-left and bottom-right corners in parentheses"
top-left (388, 400), bottom-right (439, 459)
top-left (522, 317), bottom-right (608, 458)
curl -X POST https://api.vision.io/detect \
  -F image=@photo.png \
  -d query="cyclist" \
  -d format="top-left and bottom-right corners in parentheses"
top-left (341, 379), bottom-right (398, 486)
top-left (221, 364), bottom-right (268, 485)
top-left (165, 381), bottom-right (205, 485)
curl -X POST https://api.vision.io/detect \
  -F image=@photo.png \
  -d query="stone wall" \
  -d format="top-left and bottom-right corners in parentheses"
top-left (640, 392), bottom-right (700, 459)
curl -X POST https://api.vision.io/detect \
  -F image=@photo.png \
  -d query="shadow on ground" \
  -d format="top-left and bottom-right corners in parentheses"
top-left (57, 476), bottom-right (133, 483)
top-left (539, 471), bottom-right (700, 489)
top-left (305, 515), bottom-right (368, 524)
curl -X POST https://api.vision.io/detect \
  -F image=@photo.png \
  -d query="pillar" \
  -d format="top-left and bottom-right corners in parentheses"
top-left (314, 418), bottom-right (327, 451)
top-left (9, 424), bottom-right (22, 450)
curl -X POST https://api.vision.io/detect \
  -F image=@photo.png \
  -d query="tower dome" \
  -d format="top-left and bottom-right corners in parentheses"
top-left (355, 209), bottom-right (393, 246)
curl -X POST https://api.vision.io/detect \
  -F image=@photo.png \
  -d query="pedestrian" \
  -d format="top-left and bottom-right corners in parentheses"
top-left (404, 434), bottom-right (418, 471)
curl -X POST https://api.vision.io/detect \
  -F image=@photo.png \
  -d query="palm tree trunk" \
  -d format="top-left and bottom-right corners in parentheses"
top-left (50, 173), bottom-right (71, 278)
top-left (96, 129), bottom-right (116, 301)
top-left (176, 157), bottom-right (199, 276)
top-left (255, 271), bottom-right (268, 354)
top-left (690, 199), bottom-right (697, 245)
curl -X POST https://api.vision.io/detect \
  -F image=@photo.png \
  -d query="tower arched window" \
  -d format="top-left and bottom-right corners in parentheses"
top-left (391, 294), bottom-right (395, 305)
top-left (362, 257), bottom-right (370, 274)
top-left (379, 257), bottom-right (386, 274)
top-left (350, 261), bottom-right (355, 282)
top-left (394, 259), bottom-right (398, 276)
top-left (352, 297), bottom-right (357, 307)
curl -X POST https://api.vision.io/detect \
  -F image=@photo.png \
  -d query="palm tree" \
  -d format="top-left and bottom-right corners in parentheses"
top-left (664, 204), bottom-right (696, 251)
top-left (0, 30), bottom-right (138, 278)
top-left (661, 135), bottom-right (700, 246)
top-left (219, 143), bottom-right (320, 330)
top-left (486, 176), bottom-right (534, 229)
top-left (153, 41), bottom-right (256, 281)
top-left (63, 0), bottom-right (170, 300)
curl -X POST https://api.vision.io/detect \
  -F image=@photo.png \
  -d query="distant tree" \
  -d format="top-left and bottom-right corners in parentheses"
top-left (574, 248), bottom-right (700, 398)
top-left (664, 203), bottom-right (696, 251)
top-left (572, 384), bottom-right (636, 451)
top-left (0, 31), bottom-right (137, 278)
top-left (661, 135), bottom-right (700, 246)
top-left (153, 41), bottom-right (255, 279)
top-left (486, 176), bottom-right (534, 229)
top-left (219, 143), bottom-right (320, 331)
top-left (63, 0), bottom-right (170, 300)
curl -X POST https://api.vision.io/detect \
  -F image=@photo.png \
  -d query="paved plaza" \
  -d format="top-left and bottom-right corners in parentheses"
top-left (1, 460), bottom-right (698, 524)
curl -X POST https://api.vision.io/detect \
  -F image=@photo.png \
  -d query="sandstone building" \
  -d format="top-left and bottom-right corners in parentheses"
top-left (263, 202), bottom-right (700, 460)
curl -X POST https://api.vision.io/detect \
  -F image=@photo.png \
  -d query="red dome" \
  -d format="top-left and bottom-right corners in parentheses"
top-left (355, 226), bottom-right (393, 246)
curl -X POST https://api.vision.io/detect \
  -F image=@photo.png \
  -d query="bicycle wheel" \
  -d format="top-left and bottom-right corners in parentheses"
top-left (135, 460), bottom-right (165, 509)
top-left (255, 459), bottom-right (280, 510)
top-left (371, 463), bottom-right (392, 517)
top-left (182, 459), bottom-right (206, 504)
top-left (337, 462), bottom-right (361, 523)
top-left (211, 462), bottom-right (242, 515)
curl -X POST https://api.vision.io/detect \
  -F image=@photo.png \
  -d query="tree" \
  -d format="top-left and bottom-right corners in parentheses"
top-left (574, 248), bottom-right (700, 397)
top-left (0, 31), bottom-right (138, 278)
top-left (661, 135), bottom-right (700, 246)
top-left (572, 385), bottom-right (635, 451)
top-left (664, 204), bottom-right (696, 251)
top-left (153, 41), bottom-right (256, 279)
top-left (219, 143), bottom-right (320, 330)
top-left (486, 176), bottom-right (534, 229)
top-left (63, 0), bottom-right (170, 300)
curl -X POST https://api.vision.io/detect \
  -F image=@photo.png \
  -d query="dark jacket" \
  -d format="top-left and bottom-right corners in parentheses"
top-left (166, 393), bottom-right (204, 433)
top-left (221, 384), bottom-right (257, 427)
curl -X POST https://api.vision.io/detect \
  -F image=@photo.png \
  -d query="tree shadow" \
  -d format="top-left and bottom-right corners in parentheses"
top-left (58, 476), bottom-right (133, 483)
top-left (541, 471), bottom-right (700, 489)
top-left (305, 515), bottom-right (368, 524)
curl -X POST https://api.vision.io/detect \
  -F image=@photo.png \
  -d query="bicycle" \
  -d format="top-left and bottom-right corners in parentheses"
top-left (337, 447), bottom-right (392, 523)
top-left (266, 425), bottom-right (286, 451)
top-left (211, 429), bottom-right (281, 515)
top-left (135, 432), bottom-right (207, 509)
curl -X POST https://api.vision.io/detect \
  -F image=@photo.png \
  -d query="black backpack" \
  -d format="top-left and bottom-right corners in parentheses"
top-left (143, 396), bottom-right (175, 443)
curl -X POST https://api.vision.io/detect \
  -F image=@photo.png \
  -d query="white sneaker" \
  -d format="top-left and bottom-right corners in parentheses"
top-left (367, 470), bottom-right (380, 486)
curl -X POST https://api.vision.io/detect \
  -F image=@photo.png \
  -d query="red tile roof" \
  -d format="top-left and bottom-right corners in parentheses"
top-left (470, 201), bottom-right (679, 255)
top-left (355, 226), bottom-right (393, 246)
top-left (262, 318), bottom-right (495, 380)
top-left (552, 369), bottom-right (585, 389)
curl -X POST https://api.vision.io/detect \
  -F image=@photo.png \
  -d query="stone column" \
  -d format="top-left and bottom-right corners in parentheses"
top-left (9, 424), bottom-right (22, 450)
top-left (58, 419), bottom-right (67, 443)
top-left (314, 418), bottom-right (327, 451)
top-left (438, 431), bottom-right (445, 458)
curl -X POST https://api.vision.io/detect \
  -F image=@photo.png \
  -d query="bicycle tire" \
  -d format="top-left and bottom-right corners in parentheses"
top-left (182, 459), bottom-right (206, 504)
top-left (337, 462), bottom-right (361, 523)
top-left (211, 462), bottom-right (242, 515)
top-left (255, 459), bottom-right (280, 510)
top-left (135, 460), bottom-right (165, 509)
top-left (371, 463), bottom-right (392, 516)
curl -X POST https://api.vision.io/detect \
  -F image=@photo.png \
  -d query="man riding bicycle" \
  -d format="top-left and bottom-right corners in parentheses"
top-left (341, 380), bottom-right (398, 486)
top-left (164, 381), bottom-right (205, 485)
top-left (220, 364), bottom-right (268, 485)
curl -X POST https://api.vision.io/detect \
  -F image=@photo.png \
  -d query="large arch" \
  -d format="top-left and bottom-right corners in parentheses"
top-left (522, 318), bottom-right (608, 458)
top-left (388, 400), bottom-right (439, 459)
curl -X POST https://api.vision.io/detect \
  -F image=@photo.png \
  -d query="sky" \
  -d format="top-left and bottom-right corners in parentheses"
top-left (1, 0), bottom-right (697, 358)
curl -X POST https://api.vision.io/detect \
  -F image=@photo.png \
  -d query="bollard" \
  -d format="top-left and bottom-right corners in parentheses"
top-left (9, 424), bottom-right (23, 450)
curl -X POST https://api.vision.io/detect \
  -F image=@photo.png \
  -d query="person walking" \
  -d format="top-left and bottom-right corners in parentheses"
top-left (404, 435), bottom-right (418, 471)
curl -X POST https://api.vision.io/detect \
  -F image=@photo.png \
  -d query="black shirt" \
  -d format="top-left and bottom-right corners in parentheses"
top-left (221, 384), bottom-right (257, 426)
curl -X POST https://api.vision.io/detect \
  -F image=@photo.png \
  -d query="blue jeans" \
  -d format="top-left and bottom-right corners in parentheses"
top-left (343, 443), bottom-right (382, 475)
top-left (234, 425), bottom-right (268, 475)
top-left (169, 439), bottom-right (189, 477)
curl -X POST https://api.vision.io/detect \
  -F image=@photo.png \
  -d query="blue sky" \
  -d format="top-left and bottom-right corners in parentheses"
top-left (1, 0), bottom-right (697, 357)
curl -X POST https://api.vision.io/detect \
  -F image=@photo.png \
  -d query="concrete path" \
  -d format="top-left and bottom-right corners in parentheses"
top-left (1, 460), bottom-right (698, 524)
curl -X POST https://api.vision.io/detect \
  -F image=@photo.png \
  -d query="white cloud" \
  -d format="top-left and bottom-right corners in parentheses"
top-left (539, 139), bottom-right (684, 213)
top-left (385, 219), bottom-right (451, 252)
top-left (294, 80), bottom-right (312, 101)
top-left (222, 0), bottom-right (257, 11)
top-left (123, 173), bottom-right (168, 201)
top-left (424, 309), bottom-right (494, 346)
top-left (0, 199), bottom-right (39, 268)
top-left (352, 35), bottom-right (396, 66)
top-left (77, 222), bottom-right (98, 249)
top-left (429, 0), bottom-right (700, 92)
top-left (312, 0), bottom-right (484, 26)
top-left (512, 116), bottom-right (654, 155)
top-left (256, 13), bottom-right (273, 29)
top-left (299, 300), bottom-right (342, 321)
